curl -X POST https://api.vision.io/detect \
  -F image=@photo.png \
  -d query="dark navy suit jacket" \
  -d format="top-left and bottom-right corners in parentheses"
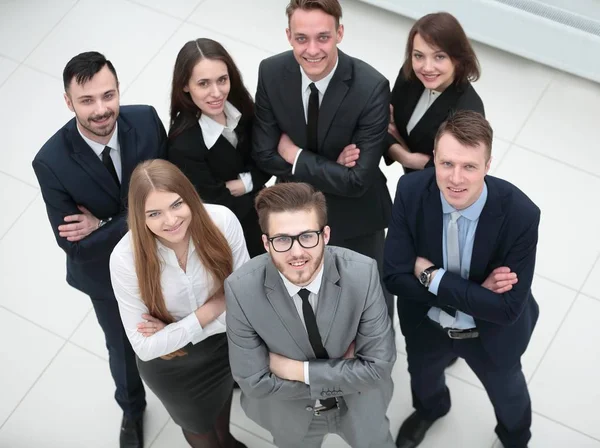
top-left (384, 168), bottom-right (540, 365)
top-left (32, 105), bottom-right (167, 298)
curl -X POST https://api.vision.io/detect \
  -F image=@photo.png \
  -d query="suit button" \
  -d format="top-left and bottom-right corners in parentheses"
top-left (305, 406), bottom-right (313, 412)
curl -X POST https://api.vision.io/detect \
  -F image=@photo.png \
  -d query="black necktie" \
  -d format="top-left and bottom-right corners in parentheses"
top-left (298, 288), bottom-right (337, 408)
top-left (306, 83), bottom-right (319, 152)
top-left (102, 146), bottom-right (120, 186)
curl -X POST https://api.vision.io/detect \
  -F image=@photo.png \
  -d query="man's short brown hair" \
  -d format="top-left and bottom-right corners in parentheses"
top-left (255, 183), bottom-right (328, 234)
top-left (434, 110), bottom-right (493, 161)
top-left (286, 0), bottom-right (343, 28)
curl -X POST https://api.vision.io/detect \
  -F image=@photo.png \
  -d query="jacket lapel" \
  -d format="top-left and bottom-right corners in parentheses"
top-left (67, 120), bottom-right (120, 201)
top-left (317, 50), bottom-right (351, 151)
top-left (409, 83), bottom-right (462, 146)
top-left (315, 250), bottom-right (341, 346)
top-left (282, 57), bottom-right (307, 148)
top-left (264, 261), bottom-right (315, 358)
top-left (118, 116), bottom-right (139, 204)
top-left (470, 179), bottom-right (504, 282)
top-left (398, 79), bottom-right (424, 140)
top-left (421, 179), bottom-right (444, 267)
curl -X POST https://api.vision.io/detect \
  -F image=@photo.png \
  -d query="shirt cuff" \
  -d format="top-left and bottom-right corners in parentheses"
top-left (238, 172), bottom-right (253, 193)
top-left (291, 148), bottom-right (303, 175)
top-left (179, 312), bottom-right (203, 341)
top-left (303, 361), bottom-right (310, 385)
top-left (428, 268), bottom-right (446, 295)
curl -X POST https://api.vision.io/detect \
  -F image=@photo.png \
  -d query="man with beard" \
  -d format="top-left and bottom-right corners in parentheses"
top-left (224, 182), bottom-right (396, 448)
top-left (32, 51), bottom-right (167, 448)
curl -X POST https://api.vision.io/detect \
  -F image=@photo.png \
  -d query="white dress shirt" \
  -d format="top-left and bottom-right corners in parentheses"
top-left (291, 57), bottom-right (340, 174)
top-left (278, 265), bottom-right (325, 386)
top-left (77, 122), bottom-right (122, 182)
top-left (406, 88), bottom-right (441, 135)
top-left (110, 204), bottom-right (250, 361)
top-left (199, 101), bottom-right (253, 193)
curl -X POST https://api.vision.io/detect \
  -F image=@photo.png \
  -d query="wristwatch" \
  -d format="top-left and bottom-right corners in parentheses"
top-left (419, 265), bottom-right (439, 288)
top-left (97, 217), bottom-right (112, 229)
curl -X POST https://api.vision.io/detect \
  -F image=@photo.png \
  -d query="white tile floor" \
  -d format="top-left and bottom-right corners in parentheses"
top-left (0, 0), bottom-right (599, 446)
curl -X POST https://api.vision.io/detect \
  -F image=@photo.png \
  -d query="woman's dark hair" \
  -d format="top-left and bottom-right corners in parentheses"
top-left (403, 12), bottom-right (480, 85)
top-left (63, 51), bottom-right (118, 91)
top-left (169, 38), bottom-right (254, 140)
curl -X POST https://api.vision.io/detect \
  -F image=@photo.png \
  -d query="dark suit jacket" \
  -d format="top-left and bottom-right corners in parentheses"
top-left (388, 68), bottom-right (484, 172)
top-left (252, 50), bottom-right (392, 240)
top-left (32, 105), bottom-right (167, 298)
top-left (167, 118), bottom-right (270, 223)
top-left (383, 169), bottom-right (540, 365)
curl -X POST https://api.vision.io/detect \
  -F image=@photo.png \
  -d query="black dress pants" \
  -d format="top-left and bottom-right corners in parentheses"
top-left (404, 319), bottom-right (532, 448)
top-left (329, 229), bottom-right (394, 318)
top-left (90, 295), bottom-right (146, 419)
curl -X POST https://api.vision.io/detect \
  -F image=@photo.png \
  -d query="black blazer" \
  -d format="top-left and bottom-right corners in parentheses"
top-left (252, 50), bottom-right (392, 240)
top-left (167, 118), bottom-right (270, 223)
top-left (388, 69), bottom-right (484, 172)
top-left (32, 105), bottom-right (167, 298)
top-left (384, 169), bottom-right (540, 366)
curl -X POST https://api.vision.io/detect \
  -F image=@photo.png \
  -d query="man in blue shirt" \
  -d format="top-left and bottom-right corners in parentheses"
top-left (384, 110), bottom-right (540, 448)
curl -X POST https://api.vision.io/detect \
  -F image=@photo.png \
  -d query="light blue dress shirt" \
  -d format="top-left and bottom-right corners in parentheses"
top-left (427, 183), bottom-right (488, 329)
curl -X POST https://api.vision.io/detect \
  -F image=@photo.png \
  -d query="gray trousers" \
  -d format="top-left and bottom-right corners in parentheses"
top-left (273, 400), bottom-right (395, 448)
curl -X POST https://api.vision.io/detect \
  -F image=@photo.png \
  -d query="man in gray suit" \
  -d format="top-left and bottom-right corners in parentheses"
top-left (225, 183), bottom-right (396, 448)
top-left (252, 0), bottom-right (394, 317)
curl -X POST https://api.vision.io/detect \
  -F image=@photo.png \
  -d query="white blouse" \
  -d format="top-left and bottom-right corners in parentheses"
top-left (110, 203), bottom-right (250, 361)
top-left (406, 88), bottom-right (441, 135)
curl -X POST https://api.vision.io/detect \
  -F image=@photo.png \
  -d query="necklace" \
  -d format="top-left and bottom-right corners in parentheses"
top-left (176, 246), bottom-right (189, 270)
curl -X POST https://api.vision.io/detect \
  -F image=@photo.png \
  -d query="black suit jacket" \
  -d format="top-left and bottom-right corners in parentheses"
top-left (388, 69), bottom-right (484, 172)
top-left (32, 105), bottom-right (167, 298)
top-left (383, 169), bottom-right (540, 366)
top-left (167, 118), bottom-right (270, 222)
top-left (252, 50), bottom-right (392, 240)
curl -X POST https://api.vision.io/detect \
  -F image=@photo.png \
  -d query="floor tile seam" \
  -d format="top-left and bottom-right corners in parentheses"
top-left (578, 251), bottom-right (600, 293)
top-left (533, 273), bottom-right (579, 294)
top-left (147, 417), bottom-right (173, 448)
top-left (509, 142), bottom-right (600, 181)
top-left (510, 69), bottom-right (558, 143)
top-left (119, 17), bottom-right (188, 99)
top-left (532, 410), bottom-right (600, 442)
top-left (66, 340), bottom-right (110, 364)
top-left (0, 192), bottom-right (39, 242)
top-left (182, 20), bottom-right (278, 56)
top-left (444, 371), bottom-right (486, 391)
top-left (0, 303), bottom-right (70, 341)
top-left (17, 62), bottom-right (62, 81)
top-left (231, 421), bottom-right (275, 445)
top-left (122, 0), bottom-right (198, 21)
top-left (0, 338), bottom-right (70, 431)
top-left (20, 0), bottom-right (81, 67)
top-left (0, 169), bottom-right (39, 191)
top-left (0, 60), bottom-right (21, 91)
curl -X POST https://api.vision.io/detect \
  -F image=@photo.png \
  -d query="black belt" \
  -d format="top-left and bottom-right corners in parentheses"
top-left (429, 319), bottom-right (479, 339)
top-left (314, 398), bottom-right (339, 415)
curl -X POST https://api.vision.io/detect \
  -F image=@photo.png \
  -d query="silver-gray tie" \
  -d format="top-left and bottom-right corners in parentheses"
top-left (443, 211), bottom-right (462, 318)
top-left (447, 211), bottom-right (461, 275)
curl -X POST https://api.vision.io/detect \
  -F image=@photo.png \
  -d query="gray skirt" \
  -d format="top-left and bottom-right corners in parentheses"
top-left (136, 332), bottom-right (233, 434)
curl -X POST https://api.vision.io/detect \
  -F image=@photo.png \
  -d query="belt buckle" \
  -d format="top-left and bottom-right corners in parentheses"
top-left (447, 328), bottom-right (478, 339)
top-left (313, 398), bottom-right (339, 416)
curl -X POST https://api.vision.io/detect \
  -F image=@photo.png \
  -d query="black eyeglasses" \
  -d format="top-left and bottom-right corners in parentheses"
top-left (266, 229), bottom-right (324, 253)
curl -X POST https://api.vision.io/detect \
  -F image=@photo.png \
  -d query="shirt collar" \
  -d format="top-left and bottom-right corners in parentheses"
top-left (77, 122), bottom-right (119, 156)
top-left (156, 237), bottom-right (196, 255)
top-left (440, 181), bottom-right (488, 221)
top-left (300, 55), bottom-right (339, 97)
top-left (198, 101), bottom-right (242, 150)
top-left (278, 263), bottom-right (325, 298)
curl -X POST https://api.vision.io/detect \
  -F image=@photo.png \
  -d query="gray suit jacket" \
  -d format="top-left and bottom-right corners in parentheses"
top-left (252, 50), bottom-right (392, 240)
top-left (225, 247), bottom-right (396, 445)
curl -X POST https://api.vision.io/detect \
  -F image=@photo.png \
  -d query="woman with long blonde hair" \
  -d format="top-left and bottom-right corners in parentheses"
top-left (110, 159), bottom-right (249, 447)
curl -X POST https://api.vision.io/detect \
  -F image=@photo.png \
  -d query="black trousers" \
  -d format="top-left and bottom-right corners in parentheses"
top-left (405, 319), bottom-right (531, 448)
top-left (329, 229), bottom-right (394, 318)
top-left (90, 295), bottom-right (146, 419)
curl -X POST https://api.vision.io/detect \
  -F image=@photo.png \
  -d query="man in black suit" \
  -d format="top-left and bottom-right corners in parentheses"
top-left (252, 0), bottom-right (394, 317)
top-left (32, 52), bottom-right (167, 448)
top-left (384, 111), bottom-right (540, 448)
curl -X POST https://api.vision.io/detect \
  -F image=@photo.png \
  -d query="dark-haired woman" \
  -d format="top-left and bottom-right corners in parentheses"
top-left (388, 12), bottom-right (485, 173)
top-left (167, 38), bottom-right (270, 258)
top-left (110, 160), bottom-right (249, 447)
